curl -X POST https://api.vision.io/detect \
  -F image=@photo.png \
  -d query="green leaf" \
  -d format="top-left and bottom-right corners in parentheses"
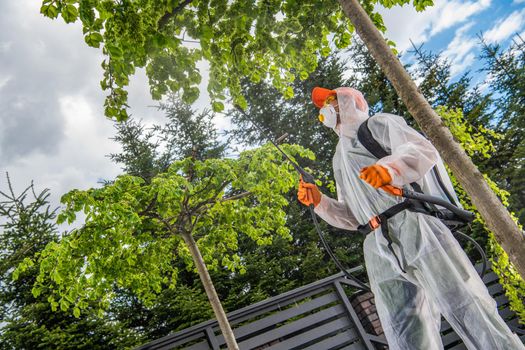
top-left (31, 286), bottom-right (42, 298)
top-left (62, 4), bottom-right (79, 23)
top-left (299, 71), bottom-right (309, 80)
top-left (60, 299), bottom-right (69, 312)
top-left (201, 25), bottom-right (213, 40)
top-left (40, 4), bottom-right (59, 18)
top-left (106, 44), bottom-right (123, 59)
top-left (212, 101), bottom-right (224, 112)
top-left (85, 32), bottom-right (104, 48)
top-left (73, 307), bottom-right (81, 318)
top-left (320, 47), bottom-right (331, 57)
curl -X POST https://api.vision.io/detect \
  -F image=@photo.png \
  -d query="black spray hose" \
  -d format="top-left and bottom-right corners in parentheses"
top-left (453, 229), bottom-right (487, 278)
top-left (309, 205), bottom-right (371, 291)
top-left (402, 189), bottom-right (476, 223)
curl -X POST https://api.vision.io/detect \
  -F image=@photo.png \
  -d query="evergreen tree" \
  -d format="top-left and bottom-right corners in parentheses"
top-left (0, 175), bottom-right (140, 349)
top-left (480, 36), bottom-right (525, 224)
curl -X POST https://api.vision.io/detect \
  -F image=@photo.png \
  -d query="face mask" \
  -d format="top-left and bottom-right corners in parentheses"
top-left (319, 105), bottom-right (338, 129)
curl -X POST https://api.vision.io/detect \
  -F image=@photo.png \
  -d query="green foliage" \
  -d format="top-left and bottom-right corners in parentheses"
top-left (488, 232), bottom-right (525, 323)
top-left (0, 175), bottom-right (142, 349)
top-left (109, 97), bottom-right (226, 182)
top-left (104, 63), bottom-right (364, 341)
top-left (228, 55), bottom-right (345, 173)
top-left (0, 175), bottom-right (58, 319)
top-left (17, 143), bottom-right (314, 316)
top-left (437, 106), bottom-right (500, 159)
top-left (39, 0), bottom-right (433, 120)
top-left (437, 106), bottom-right (525, 325)
top-left (480, 37), bottom-right (525, 224)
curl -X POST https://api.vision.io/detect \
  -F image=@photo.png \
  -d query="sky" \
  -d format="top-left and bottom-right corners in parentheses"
top-left (0, 0), bottom-right (524, 217)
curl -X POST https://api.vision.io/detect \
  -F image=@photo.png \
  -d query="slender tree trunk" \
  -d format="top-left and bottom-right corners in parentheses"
top-left (181, 232), bottom-right (239, 350)
top-left (338, 0), bottom-right (525, 277)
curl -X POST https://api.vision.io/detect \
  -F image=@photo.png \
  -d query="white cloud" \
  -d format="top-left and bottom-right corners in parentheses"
top-left (483, 9), bottom-right (525, 43)
top-left (5, 95), bottom-right (121, 209)
top-left (0, 0), bottom-right (158, 212)
top-left (513, 0), bottom-right (525, 4)
top-left (442, 23), bottom-right (478, 76)
top-left (0, 41), bottom-right (12, 52)
top-left (430, 0), bottom-right (491, 36)
top-left (0, 75), bottom-right (10, 90)
top-left (379, 0), bottom-right (491, 51)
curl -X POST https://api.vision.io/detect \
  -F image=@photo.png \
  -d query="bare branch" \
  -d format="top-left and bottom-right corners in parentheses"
top-left (221, 191), bottom-right (252, 202)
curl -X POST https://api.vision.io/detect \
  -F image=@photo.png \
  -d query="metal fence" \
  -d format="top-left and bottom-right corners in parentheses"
top-left (137, 264), bottom-right (524, 350)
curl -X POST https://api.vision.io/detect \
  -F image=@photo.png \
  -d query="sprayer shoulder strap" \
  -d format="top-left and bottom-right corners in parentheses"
top-left (357, 117), bottom-right (389, 159)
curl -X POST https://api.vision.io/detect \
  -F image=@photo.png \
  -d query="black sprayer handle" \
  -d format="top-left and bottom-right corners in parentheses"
top-left (403, 189), bottom-right (475, 222)
top-left (298, 168), bottom-right (316, 184)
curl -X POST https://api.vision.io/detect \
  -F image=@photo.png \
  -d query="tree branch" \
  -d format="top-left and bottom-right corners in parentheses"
top-left (158, 0), bottom-right (193, 29)
top-left (221, 191), bottom-right (252, 202)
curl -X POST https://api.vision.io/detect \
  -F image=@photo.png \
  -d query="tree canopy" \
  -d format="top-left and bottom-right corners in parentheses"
top-left (39, 0), bottom-right (432, 120)
top-left (15, 143), bottom-right (313, 315)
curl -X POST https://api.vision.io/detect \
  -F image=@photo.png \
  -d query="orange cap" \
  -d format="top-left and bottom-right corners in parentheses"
top-left (311, 87), bottom-right (336, 108)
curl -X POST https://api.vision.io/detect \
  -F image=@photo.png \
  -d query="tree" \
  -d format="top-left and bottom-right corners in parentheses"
top-left (105, 94), bottom-right (365, 343)
top-left (0, 175), bottom-right (140, 349)
top-left (109, 97), bottom-right (226, 183)
top-left (16, 142), bottom-right (313, 349)
top-left (479, 36), bottom-right (525, 224)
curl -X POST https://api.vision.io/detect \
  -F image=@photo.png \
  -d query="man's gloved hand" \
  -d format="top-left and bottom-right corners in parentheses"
top-left (298, 177), bottom-right (321, 207)
top-left (359, 164), bottom-right (392, 189)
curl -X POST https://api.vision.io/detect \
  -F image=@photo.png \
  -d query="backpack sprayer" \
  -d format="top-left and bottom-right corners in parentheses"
top-left (235, 107), bottom-right (486, 291)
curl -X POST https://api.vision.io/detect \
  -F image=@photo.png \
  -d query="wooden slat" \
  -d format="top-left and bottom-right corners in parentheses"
top-left (237, 304), bottom-right (345, 349)
top-left (442, 329), bottom-right (462, 346)
top-left (340, 341), bottom-right (368, 350)
top-left (447, 342), bottom-right (467, 350)
top-left (441, 319), bottom-right (452, 333)
top-left (182, 340), bottom-right (210, 350)
top-left (227, 285), bottom-right (336, 327)
top-left (495, 293), bottom-right (510, 307)
top-left (141, 331), bottom-right (207, 350)
top-left (230, 291), bottom-right (339, 341)
top-left (267, 317), bottom-right (354, 350)
top-left (500, 307), bottom-right (518, 319)
top-left (487, 282), bottom-right (504, 296)
top-left (300, 329), bottom-right (363, 350)
top-left (482, 272), bottom-right (499, 284)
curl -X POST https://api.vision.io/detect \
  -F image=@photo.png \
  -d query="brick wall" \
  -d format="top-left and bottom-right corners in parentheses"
top-left (350, 291), bottom-right (384, 338)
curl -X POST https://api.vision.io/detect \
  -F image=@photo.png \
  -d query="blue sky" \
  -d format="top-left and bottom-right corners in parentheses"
top-left (0, 0), bottom-right (524, 212)
top-left (381, 0), bottom-right (525, 82)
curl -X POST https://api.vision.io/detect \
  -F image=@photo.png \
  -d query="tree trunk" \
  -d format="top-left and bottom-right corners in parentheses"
top-left (338, 0), bottom-right (525, 277)
top-left (181, 232), bottom-right (239, 350)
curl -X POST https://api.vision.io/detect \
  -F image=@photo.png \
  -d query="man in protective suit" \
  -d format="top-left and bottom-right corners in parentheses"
top-left (297, 86), bottom-right (524, 350)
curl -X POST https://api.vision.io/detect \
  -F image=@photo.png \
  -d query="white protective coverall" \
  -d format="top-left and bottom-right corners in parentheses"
top-left (314, 87), bottom-right (524, 350)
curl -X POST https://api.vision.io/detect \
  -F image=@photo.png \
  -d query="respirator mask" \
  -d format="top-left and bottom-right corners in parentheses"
top-left (318, 105), bottom-right (338, 129)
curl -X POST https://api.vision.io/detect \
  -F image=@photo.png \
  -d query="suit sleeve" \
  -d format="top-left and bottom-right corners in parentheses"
top-left (313, 191), bottom-right (360, 231)
top-left (371, 114), bottom-right (439, 187)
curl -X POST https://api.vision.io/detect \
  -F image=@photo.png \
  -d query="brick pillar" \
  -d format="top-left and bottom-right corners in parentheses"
top-left (350, 291), bottom-right (384, 337)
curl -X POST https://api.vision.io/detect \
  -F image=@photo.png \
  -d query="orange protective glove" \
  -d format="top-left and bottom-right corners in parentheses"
top-left (297, 177), bottom-right (322, 207)
top-left (380, 184), bottom-right (403, 196)
top-left (359, 164), bottom-right (392, 189)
